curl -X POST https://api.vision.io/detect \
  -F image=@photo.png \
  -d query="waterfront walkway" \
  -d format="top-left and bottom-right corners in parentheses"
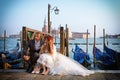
top-left (0, 69), bottom-right (120, 80)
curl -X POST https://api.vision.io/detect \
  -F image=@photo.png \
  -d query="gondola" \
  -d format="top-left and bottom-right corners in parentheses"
top-left (93, 45), bottom-right (120, 70)
top-left (0, 42), bottom-right (23, 69)
top-left (72, 45), bottom-right (91, 67)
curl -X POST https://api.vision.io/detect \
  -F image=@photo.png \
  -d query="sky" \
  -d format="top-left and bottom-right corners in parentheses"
top-left (0, 0), bottom-right (120, 37)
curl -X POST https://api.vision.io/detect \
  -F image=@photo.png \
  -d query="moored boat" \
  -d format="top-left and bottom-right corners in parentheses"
top-left (93, 45), bottom-right (120, 70)
top-left (0, 42), bottom-right (23, 69)
top-left (72, 45), bottom-right (91, 67)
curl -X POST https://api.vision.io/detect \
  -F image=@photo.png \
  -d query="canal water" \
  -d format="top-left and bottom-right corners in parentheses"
top-left (0, 38), bottom-right (120, 69)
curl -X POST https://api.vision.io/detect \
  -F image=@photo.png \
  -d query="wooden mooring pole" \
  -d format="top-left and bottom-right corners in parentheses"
top-left (84, 29), bottom-right (89, 67)
top-left (60, 27), bottom-right (65, 55)
top-left (66, 24), bottom-right (69, 57)
top-left (4, 30), bottom-right (6, 52)
top-left (54, 32), bottom-right (57, 45)
top-left (22, 27), bottom-right (28, 68)
top-left (22, 27), bottom-right (27, 51)
top-left (20, 31), bottom-right (22, 53)
top-left (86, 29), bottom-right (88, 54)
top-left (93, 25), bottom-right (96, 69)
top-left (103, 28), bottom-right (105, 51)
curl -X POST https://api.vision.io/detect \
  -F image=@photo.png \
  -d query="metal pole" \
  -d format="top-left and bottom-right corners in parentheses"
top-left (48, 4), bottom-right (51, 33)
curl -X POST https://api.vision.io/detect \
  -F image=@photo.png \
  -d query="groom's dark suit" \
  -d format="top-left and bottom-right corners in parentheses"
top-left (24, 39), bottom-right (43, 73)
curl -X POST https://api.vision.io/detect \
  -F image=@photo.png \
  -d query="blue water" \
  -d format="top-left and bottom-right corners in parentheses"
top-left (0, 38), bottom-right (21, 51)
top-left (0, 38), bottom-right (120, 61)
top-left (0, 38), bottom-right (120, 69)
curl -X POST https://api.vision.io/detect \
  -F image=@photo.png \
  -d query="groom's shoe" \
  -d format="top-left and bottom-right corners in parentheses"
top-left (26, 67), bottom-right (33, 73)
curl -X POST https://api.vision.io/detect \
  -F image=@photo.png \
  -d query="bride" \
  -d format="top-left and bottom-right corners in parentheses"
top-left (37, 35), bottom-right (94, 76)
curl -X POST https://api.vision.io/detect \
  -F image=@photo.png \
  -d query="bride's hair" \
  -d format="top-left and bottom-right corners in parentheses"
top-left (40, 35), bottom-right (54, 55)
top-left (47, 35), bottom-right (54, 54)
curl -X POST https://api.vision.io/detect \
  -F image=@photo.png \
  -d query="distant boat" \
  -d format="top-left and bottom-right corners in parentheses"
top-left (72, 45), bottom-right (91, 67)
top-left (69, 38), bottom-right (75, 40)
top-left (93, 45), bottom-right (120, 70)
top-left (0, 37), bottom-right (4, 41)
top-left (17, 38), bottom-right (21, 41)
top-left (8, 42), bottom-right (20, 54)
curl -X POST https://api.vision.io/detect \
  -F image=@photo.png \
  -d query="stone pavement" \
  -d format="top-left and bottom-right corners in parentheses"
top-left (0, 69), bottom-right (120, 80)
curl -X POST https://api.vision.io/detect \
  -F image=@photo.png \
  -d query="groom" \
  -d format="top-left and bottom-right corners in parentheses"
top-left (23, 32), bottom-right (43, 73)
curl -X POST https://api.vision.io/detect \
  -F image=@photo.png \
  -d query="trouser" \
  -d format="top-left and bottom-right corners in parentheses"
top-left (27, 52), bottom-right (39, 72)
top-left (30, 52), bottom-right (39, 65)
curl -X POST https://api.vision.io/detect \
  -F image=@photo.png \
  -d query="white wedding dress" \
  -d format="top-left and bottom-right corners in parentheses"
top-left (37, 45), bottom-right (94, 76)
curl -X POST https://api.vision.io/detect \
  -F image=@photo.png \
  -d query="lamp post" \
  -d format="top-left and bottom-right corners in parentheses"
top-left (48, 4), bottom-right (59, 34)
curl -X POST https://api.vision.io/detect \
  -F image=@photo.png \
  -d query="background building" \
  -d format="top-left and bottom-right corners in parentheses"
top-left (42, 18), bottom-right (48, 33)
top-left (9, 34), bottom-right (20, 38)
top-left (51, 28), bottom-right (59, 38)
top-left (72, 32), bottom-right (90, 39)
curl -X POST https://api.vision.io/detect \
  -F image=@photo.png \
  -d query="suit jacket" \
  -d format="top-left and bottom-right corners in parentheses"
top-left (24, 39), bottom-right (43, 56)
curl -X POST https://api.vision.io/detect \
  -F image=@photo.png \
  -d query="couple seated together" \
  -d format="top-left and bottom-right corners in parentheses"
top-left (23, 32), bottom-right (94, 76)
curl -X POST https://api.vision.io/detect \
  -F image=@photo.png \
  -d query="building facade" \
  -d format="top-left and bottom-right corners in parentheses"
top-left (72, 32), bottom-right (90, 39)
top-left (42, 18), bottom-right (48, 33)
top-left (9, 34), bottom-right (20, 38)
